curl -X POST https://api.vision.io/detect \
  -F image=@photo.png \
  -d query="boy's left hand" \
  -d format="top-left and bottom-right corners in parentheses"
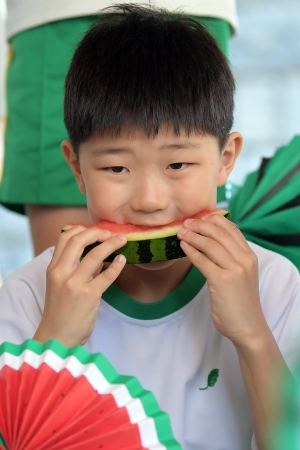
top-left (177, 213), bottom-right (268, 345)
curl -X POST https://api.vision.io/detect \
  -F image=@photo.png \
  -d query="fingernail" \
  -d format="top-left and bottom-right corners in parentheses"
top-left (180, 240), bottom-right (189, 247)
top-left (202, 215), bottom-right (209, 221)
top-left (178, 228), bottom-right (187, 236)
top-left (103, 229), bottom-right (111, 234)
top-left (185, 218), bottom-right (195, 225)
top-left (115, 254), bottom-right (126, 263)
top-left (117, 234), bottom-right (127, 241)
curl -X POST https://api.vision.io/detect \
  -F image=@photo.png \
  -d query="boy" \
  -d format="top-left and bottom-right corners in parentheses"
top-left (0, 5), bottom-right (299, 450)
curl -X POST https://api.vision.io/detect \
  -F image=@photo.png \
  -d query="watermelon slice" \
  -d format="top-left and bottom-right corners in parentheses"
top-left (62, 209), bottom-right (229, 264)
top-left (0, 339), bottom-right (181, 450)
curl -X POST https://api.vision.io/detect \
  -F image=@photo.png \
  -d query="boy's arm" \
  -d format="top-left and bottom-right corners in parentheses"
top-left (177, 214), bottom-right (298, 450)
top-left (234, 331), bottom-right (294, 450)
top-left (33, 225), bottom-right (127, 347)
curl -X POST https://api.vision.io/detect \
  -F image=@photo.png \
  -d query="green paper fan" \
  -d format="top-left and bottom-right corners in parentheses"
top-left (0, 339), bottom-right (181, 450)
top-left (230, 136), bottom-right (300, 270)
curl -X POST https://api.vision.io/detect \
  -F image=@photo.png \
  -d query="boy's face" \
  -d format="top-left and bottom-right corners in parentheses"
top-left (63, 127), bottom-right (242, 227)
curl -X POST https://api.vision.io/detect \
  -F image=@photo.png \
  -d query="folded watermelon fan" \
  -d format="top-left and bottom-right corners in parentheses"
top-left (62, 209), bottom-right (229, 264)
top-left (229, 135), bottom-right (300, 271)
top-left (0, 340), bottom-right (181, 450)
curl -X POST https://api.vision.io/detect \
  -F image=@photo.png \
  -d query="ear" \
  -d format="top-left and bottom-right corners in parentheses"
top-left (61, 140), bottom-right (86, 194)
top-left (217, 132), bottom-right (243, 186)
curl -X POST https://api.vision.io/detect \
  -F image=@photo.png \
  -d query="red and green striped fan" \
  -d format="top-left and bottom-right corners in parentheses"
top-left (0, 340), bottom-right (181, 450)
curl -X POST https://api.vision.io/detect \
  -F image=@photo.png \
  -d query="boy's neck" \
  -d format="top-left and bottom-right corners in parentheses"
top-left (113, 258), bottom-right (193, 304)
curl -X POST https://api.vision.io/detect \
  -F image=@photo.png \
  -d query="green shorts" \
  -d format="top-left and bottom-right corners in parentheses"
top-left (0, 16), bottom-right (230, 215)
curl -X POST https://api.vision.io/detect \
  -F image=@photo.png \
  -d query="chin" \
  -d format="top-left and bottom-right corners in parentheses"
top-left (135, 259), bottom-right (180, 271)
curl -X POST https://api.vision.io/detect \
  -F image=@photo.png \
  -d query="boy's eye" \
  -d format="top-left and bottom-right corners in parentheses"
top-left (168, 163), bottom-right (188, 170)
top-left (106, 166), bottom-right (128, 173)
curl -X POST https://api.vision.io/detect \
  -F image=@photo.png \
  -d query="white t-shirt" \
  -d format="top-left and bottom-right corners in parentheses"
top-left (0, 242), bottom-right (299, 450)
top-left (6, 0), bottom-right (238, 39)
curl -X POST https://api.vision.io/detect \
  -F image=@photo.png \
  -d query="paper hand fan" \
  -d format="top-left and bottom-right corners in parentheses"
top-left (0, 339), bottom-right (181, 450)
top-left (229, 135), bottom-right (300, 270)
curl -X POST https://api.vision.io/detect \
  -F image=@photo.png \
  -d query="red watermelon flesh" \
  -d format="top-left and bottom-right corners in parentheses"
top-left (63, 209), bottom-right (228, 241)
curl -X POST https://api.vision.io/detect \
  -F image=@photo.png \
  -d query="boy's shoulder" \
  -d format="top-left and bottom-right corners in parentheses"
top-left (3, 245), bottom-right (54, 304)
top-left (248, 240), bottom-right (299, 307)
top-left (248, 240), bottom-right (299, 281)
top-left (248, 241), bottom-right (300, 350)
top-left (4, 246), bottom-right (54, 288)
top-left (0, 247), bottom-right (54, 344)
top-left (1, 246), bottom-right (54, 290)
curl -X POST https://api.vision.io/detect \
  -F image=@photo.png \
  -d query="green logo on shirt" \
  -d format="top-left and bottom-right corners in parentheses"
top-left (199, 369), bottom-right (219, 390)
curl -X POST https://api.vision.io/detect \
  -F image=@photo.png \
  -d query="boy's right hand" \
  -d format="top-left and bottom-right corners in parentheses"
top-left (33, 225), bottom-right (127, 347)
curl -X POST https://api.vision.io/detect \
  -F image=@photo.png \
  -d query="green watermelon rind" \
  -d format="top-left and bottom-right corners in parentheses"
top-left (82, 235), bottom-right (186, 264)
top-left (0, 339), bottom-right (182, 450)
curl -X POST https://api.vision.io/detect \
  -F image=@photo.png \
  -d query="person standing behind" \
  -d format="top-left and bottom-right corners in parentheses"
top-left (0, 0), bottom-right (238, 255)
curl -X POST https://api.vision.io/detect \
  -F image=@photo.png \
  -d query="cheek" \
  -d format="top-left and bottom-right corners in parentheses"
top-left (175, 173), bottom-right (218, 213)
top-left (85, 178), bottom-right (129, 223)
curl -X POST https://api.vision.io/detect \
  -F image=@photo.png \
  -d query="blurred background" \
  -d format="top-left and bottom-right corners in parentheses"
top-left (0, 0), bottom-right (300, 284)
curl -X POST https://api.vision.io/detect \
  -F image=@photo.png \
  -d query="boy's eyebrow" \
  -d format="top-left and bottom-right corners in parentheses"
top-left (91, 142), bottom-right (202, 156)
top-left (160, 142), bottom-right (202, 151)
top-left (91, 147), bottom-right (128, 156)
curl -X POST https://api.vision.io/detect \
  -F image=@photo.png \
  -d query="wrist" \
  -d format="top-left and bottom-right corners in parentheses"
top-left (231, 324), bottom-right (275, 357)
top-left (33, 323), bottom-right (78, 348)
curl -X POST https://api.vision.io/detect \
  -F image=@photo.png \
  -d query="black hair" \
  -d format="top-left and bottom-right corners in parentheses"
top-left (64, 3), bottom-right (235, 155)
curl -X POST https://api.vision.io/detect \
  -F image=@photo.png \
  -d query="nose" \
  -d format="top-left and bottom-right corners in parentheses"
top-left (130, 170), bottom-right (170, 213)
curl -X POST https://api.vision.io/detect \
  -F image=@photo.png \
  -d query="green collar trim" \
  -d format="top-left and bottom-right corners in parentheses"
top-left (102, 265), bottom-right (206, 320)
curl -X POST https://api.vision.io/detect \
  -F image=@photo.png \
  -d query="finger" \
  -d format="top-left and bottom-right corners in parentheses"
top-left (182, 215), bottom-right (250, 260)
top-left (75, 234), bottom-right (127, 281)
top-left (51, 225), bottom-right (89, 266)
top-left (92, 264), bottom-right (104, 280)
top-left (51, 227), bottom-right (112, 269)
top-left (92, 253), bottom-right (127, 293)
top-left (178, 229), bottom-right (234, 269)
top-left (203, 213), bottom-right (249, 250)
top-left (179, 239), bottom-right (221, 280)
